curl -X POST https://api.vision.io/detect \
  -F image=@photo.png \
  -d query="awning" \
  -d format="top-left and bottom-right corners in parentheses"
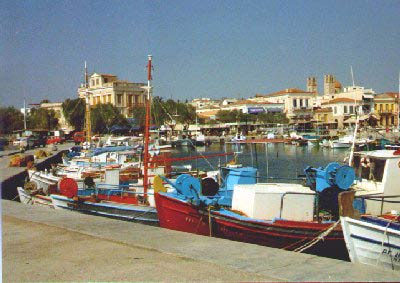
top-left (362, 94), bottom-right (374, 99)
top-left (248, 107), bottom-right (265, 114)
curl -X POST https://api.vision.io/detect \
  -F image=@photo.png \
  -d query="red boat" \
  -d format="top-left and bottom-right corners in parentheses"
top-left (154, 162), bottom-right (355, 260)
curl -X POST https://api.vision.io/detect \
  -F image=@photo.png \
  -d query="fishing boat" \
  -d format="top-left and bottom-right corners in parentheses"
top-left (340, 210), bottom-right (400, 271)
top-left (339, 149), bottom-right (400, 270)
top-left (17, 186), bottom-right (54, 208)
top-left (154, 161), bottom-right (356, 259)
top-left (231, 133), bottom-right (246, 143)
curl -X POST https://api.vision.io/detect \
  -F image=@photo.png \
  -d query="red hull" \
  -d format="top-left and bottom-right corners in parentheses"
top-left (154, 193), bottom-right (210, 236)
top-left (96, 193), bottom-right (138, 205)
top-left (155, 192), bottom-right (348, 260)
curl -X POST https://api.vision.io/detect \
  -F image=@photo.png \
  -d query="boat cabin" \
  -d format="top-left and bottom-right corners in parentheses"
top-left (352, 150), bottom-right (400, 214)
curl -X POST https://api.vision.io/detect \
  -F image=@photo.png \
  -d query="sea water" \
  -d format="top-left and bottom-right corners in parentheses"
top-left (171, 143), bottom-right (350, 183)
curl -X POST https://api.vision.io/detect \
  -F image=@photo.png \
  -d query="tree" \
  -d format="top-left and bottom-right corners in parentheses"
top-left (0, 106), bottom-right (24, 134)
top-left (62, 98), bottom-right (85, 131)
top-left (27, 108), bottom-right (59, 130)
top-left (256, 112), bottom-right (289, 124)
top-left (91, 103), bottom-right (128, 134)
top-left (216, 110), bottom-right (242, 123)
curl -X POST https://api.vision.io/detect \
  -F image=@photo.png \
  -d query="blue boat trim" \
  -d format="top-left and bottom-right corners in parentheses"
top-left (360, 216), bottom-right (400, 231)
top-left (350, 234), bottom-right (400, 250)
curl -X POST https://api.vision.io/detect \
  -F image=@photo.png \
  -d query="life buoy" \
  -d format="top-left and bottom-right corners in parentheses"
top-left (361, 157), bottom-right (370, 168)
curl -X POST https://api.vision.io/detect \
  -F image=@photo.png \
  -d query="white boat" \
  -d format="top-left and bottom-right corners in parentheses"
top-left (339, 149), bottom-right (400, 271)
top-left (17, 187), bottom-right (54, 208)
top-left (330, 136), bottom-right (353, 148)
top-left (231, 133), bottom-right (246, 143)
top-left (352, 150), bottom-right (400, 214)
top-left (50, 193), bottom-right (158, 223)
top-left (340, 214), bottom-right (400, 271)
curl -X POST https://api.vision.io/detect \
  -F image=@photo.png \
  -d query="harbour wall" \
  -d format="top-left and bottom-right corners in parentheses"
top-left (1, 146), bottom-right (69, 201)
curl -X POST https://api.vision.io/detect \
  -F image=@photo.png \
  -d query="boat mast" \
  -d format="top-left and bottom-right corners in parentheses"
top-left (23, 98), bottom-right (27, 130)
top-left (397, 72), bottom-right (400, 132)
top-left (84, 61), bottom-right (91, 145)
top-left (143, 55), bottom-right (153, 198)
top-left (349, 66), bottom-right (360, 166)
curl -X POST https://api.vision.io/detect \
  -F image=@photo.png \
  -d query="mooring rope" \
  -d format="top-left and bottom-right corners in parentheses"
top-left (293, 220), bottom-right (341, 253)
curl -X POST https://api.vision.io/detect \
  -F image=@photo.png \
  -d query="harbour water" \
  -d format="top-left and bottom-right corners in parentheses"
top-left (172, 143), bottom-right (350, 183)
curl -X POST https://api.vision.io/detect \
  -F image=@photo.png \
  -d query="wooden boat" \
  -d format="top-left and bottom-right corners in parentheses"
top-left (155, 162), bottom-right (356, 259)
top-left (339, 149), bottom-right (400, 270)
top-left (341, 213), bottom-right (400, 271)
top-left (17, 186), bottom-right (54, 208)
top-left (50, 193), bottom-right (158, 223)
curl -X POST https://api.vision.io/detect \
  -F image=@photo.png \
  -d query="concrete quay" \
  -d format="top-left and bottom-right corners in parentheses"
top-left (0, 143), bottom-right (73, 200)
top-left (3, 200), bottom-right (399, 282)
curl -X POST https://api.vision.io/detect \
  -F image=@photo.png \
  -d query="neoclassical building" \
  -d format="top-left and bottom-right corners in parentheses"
top-left (78, 73), bottom-right (146, 117)
top-left (256, 88), bottom-right (317, 123)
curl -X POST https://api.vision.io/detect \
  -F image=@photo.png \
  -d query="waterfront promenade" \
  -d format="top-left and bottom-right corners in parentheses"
top-left (3, 200), bottom-right (399, 282)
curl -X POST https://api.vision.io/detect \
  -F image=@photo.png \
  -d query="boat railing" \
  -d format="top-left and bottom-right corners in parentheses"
top-left (279, 191), bottom-right (315, 219)
top-left (355, 195), bottom-right (400, 215)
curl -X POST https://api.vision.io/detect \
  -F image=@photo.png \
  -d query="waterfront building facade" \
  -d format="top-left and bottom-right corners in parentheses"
top-left (321, 98), bottom-right (362, 129)
top-left (373, 92), bottom-right (399, 128)
top-left (330, 85), bottom-right (376, 113)
top-left (221, 99), bottom-right (284, 114)
top-left (256, 88), bottom-right (317, 123)
top-left (78, 73), bottom-right (146, 117)
top-left (190, 98), bottom-right (221, 109)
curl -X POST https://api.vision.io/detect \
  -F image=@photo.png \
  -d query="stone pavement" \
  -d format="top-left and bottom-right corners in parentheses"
top-left (3, 200), bottom-right (399, 282)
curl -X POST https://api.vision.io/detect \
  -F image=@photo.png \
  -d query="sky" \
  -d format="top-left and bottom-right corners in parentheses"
top-left (1, 0), bottom-right (399, 108)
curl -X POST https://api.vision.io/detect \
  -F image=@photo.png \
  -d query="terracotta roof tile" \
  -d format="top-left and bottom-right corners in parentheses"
top-left (258, 88), bottom-right (314, 97)
top-left (322, 98), bottom-right (360, 104)
top-left (375, 92), bottom-right (399, 99)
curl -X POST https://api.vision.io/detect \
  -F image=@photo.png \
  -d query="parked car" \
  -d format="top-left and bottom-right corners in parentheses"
top-left (73, 132), bottom-right (85, 145)
top-left (19, 137), bottom-right (35, 150)
top-left (46, 136), bottom-right (65, 145)
top-left (0, 138), bottom-right (9, 151)
top-left (32, 135), bottom-right (47, 148)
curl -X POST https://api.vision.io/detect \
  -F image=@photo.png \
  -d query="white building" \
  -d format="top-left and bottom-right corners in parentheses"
top-left (255, 88), bottom-right (317, 123)
top-left (78, 73), bottom-right (146, 117)
top-left (321, 98), bottom-right (362, 129)
top-left (324, 85), bottom-right (376, 113)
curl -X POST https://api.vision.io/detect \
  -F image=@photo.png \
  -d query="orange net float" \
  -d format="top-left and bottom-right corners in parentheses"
top-left (58, 177), bottom-right (78, 198)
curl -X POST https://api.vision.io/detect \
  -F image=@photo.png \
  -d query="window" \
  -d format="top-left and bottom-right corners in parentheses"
top-left (299, 99), bottom-right (303, 107)
top-left (293, 99), bottom-right (297, 108)
top-left (91, 79), bottom-right (95, 86)
top-left (104, 78), bottom-right (108, 83)
top-left (350, 106), bottom-right (354, 114)
top-left (96, 78), bottom-right (99, 85)
top-left (305, 99), bottom-right (309, 108)
top-left (344, 106), bottom-right (348, 114)
top-left (117, 94), bottom-right (122, 105)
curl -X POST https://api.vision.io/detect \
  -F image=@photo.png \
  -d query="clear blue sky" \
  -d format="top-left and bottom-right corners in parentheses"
top-left (1, 0), bottom-right (399, 107)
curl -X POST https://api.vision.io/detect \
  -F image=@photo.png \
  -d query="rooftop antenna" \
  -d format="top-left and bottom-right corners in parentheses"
top-left (351, 66), bottom-right (355, 87)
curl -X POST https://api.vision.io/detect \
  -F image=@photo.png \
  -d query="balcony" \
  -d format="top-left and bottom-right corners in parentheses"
top-left (378, 110), bottom-right (394, 115)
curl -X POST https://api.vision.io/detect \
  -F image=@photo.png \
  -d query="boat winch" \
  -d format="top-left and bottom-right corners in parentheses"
top-left (162, 166), bottom-right (257, 207)
top-left (304, 162), bottom-right (355, 192)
